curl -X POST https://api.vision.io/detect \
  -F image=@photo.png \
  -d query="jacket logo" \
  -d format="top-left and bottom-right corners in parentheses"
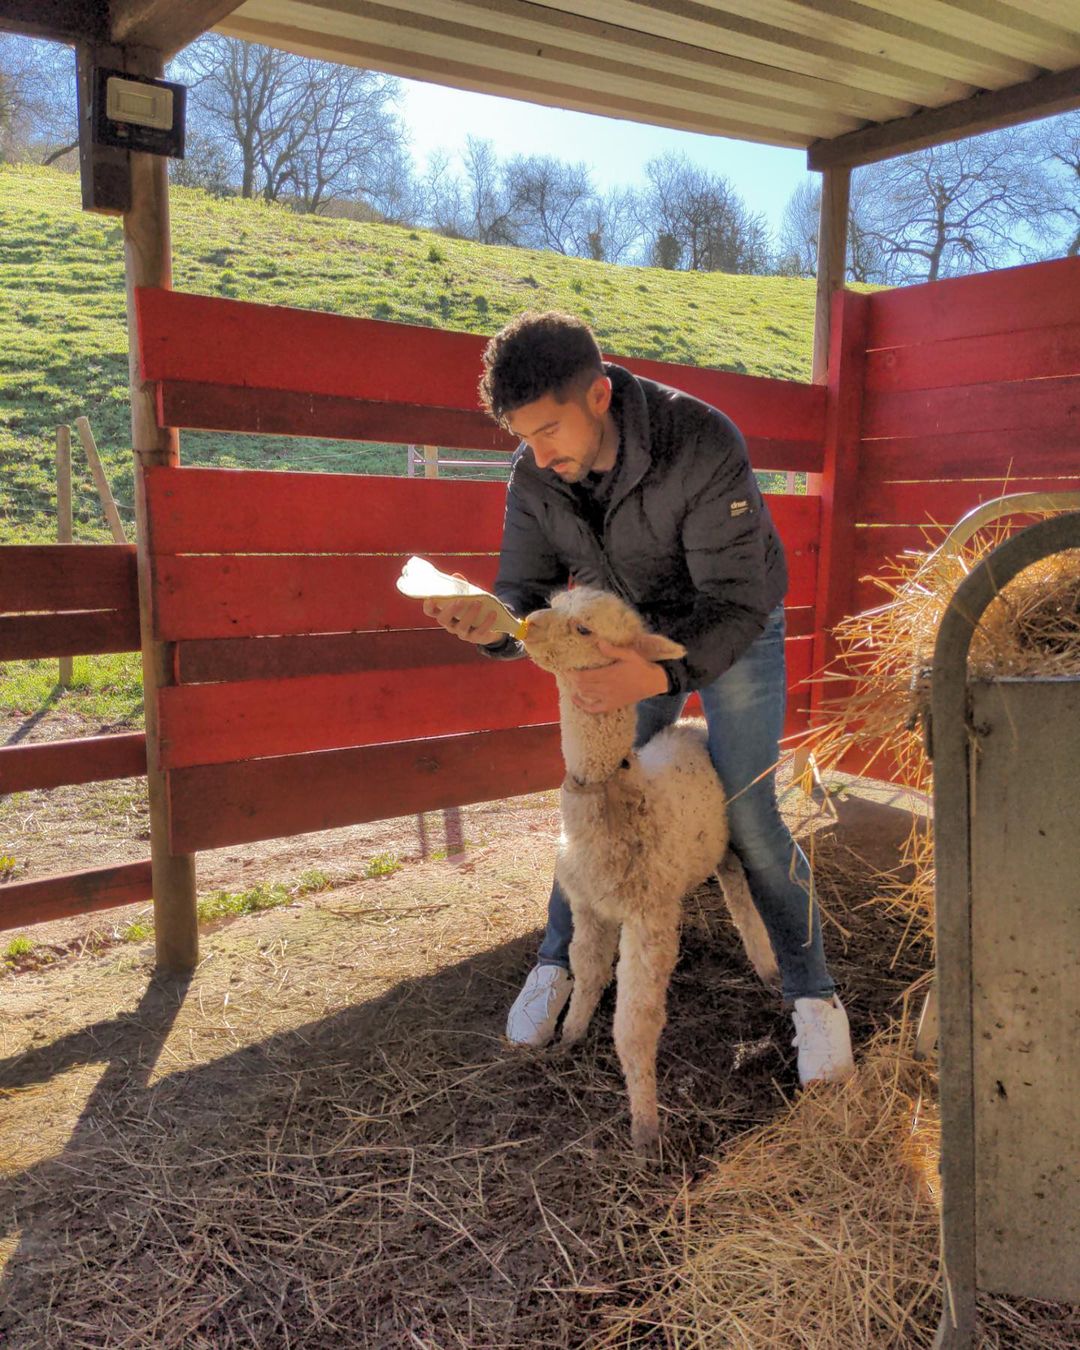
top-left (730, 498), bottom-right (751, 517)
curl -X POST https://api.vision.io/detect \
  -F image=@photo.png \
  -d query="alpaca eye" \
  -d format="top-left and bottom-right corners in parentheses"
top-left (576, 624), bottom-right (592, 636)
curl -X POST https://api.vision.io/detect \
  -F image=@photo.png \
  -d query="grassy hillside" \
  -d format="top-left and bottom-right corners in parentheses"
top-left (0, 164), bottom-right (818, 546)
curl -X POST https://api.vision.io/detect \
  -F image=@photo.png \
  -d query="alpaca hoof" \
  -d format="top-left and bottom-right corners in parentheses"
top-left (631, 1120), bottom-right (660, 1157)
top-left (561, 1021), bottom-right (587, 1046)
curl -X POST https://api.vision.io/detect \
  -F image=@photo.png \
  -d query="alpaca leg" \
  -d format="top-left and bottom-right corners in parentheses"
top-left (562, 905), bottom-right (619, 1045)
top-left (717, 850), bottom-right (781, 989)
top-left (612, 914), bottom-right (680, 1155)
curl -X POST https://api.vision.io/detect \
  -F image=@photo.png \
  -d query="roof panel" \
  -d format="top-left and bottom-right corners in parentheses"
top-left (216, 0), bottom-right (1080, 166)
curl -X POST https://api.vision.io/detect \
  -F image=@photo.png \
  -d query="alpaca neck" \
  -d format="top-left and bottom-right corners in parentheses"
top-left (556, 680), bottom-right (636, 785)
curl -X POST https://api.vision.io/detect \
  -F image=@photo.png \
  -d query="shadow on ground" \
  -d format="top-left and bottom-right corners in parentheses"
top-left (0, 806), bottom-right (929, 1349)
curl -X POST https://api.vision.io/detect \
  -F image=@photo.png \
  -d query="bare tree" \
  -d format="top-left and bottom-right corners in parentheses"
top-left (582, 185), bottom-right (642, 262)
top-left (0, 36), bottom-right (76, 164)
top-left (169, 128), bottom-right (232, 194)
top-left (173, 36), bottom-right (411, 214)
top-left (774, 177), bottom-right (884, 282)
top-left (640, 153), bottom-right (770, 274)
top-left (461, 136), bottom-right (518, 244)
top-left (1037, 110), bottom-right (1080, 257)
top-left (503, 153), bottom-right (594, 255)
top-left (420, 148), bottom-right (469, 236)
top-left (854, 129), bottom-right (1054, 283)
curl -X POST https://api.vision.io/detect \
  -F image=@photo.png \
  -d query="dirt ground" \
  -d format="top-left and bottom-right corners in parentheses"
top-left (2, 708), bottom-right (941, 1346)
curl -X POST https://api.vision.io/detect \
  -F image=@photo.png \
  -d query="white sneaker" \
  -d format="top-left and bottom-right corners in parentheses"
top-left (506, 964), bottom-right (573, 1047)
top-left (791, 996), bottom-right (855, 1085)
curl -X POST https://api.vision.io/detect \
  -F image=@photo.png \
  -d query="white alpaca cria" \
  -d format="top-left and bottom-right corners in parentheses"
top-left (524, 587), bottom-right (780, 1154)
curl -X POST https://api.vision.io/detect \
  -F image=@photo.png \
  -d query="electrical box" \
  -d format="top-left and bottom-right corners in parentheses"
top-left (92, 68), bottom-right (186, 158)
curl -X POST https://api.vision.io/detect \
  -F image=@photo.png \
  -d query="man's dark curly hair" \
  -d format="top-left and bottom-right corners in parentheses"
top-left (479, 310), bottom-right (604, 426)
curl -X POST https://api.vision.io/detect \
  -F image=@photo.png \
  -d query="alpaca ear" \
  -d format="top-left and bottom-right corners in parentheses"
top-left (633, 632), bottom-right (686, 662)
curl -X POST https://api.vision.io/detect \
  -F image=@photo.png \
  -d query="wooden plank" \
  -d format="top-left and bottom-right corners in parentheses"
top-left (862, 373), bottom-right (1080, 442)
top-left (177, 627), bottom-right (488, 684)
top-left (76, 42), bottom-right (129, 216)
top-left (0, 0), bottom-right (108, 43)
top-left (808, 63), bottom-right (1080, 170)
top-left (0, 609), bottom-right (141, 661)
top-left (0, 733), bottom-right (146, 794)
top-left (153, 553), bottom-right (500, 641)
top-left (136, 289), bottom-right (827, 443)
top-left (865, 321), bottom-right (1080, 395)
top-left (0, 544), bottom-right (137, 614)
top-left (56, 425), bottom-right (74, 687)
top-left (177, 610), bottom-right (817, 684)
top-left (866, 256), bottom-right (1080, 350)
top-left (154, 520), bottom-right (817, 642)
top-left (857, 476), bottom-right (1080, 527)
top-left (145, 466), bottom-right (508, 555)
top-left (811, 291), bottom-right (870, 723)
top-left (157, 660), bottom-right (560, 771)
top-left (109, 0), bottom-right (244, 55)
top-left (157, 384), bottom-right (822, 471)
top-left (159, 382), bottom-right (514, 452)
top-left (858, 426), bottom-right (1080, 485)
top-left (768, 493), bottom-right (821, 604)
top-left (168, 724), bottom-right (565, 852)
top-left (0, 861), bottom-right (153, 932)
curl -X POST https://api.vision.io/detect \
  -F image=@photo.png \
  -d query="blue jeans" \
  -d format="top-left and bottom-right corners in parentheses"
top-left (537, 605), bottom-right (835, 1002)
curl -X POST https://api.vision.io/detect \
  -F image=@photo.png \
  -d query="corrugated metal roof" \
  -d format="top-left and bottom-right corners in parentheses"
top-left (215, 1), bottom-right (1080, 163)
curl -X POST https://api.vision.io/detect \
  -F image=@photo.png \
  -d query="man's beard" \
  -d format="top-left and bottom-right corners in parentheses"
top-left (559, 414), bottom-right (606, 483)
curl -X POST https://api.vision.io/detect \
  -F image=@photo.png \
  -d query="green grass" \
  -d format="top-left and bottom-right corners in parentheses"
top-left (363, 852), bottom-right (402, 879)
top-left (116, 869), bottom-right (341, 946)
top-left (1, 163), bottom-right (817, 549)
top-left (0, 651), bottom-right (145, 723)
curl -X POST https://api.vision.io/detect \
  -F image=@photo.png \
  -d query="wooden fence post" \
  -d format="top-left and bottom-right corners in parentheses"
top-left (810, 288), bottom-right (870, 725)
top-left (56, 424), bottom-right (74, 688)
top-left (812, 167), bottom-right (852, 386)
top-left (74, 416), bottom-right (128, 543)
top-left (423, 444), bottom-right (439, 478)
top-left (123, 48), bottom-right (198, 975)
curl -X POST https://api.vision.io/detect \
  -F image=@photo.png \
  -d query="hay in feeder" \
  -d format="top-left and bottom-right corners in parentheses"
top-left (804, 519), bottom-right (1080, 947)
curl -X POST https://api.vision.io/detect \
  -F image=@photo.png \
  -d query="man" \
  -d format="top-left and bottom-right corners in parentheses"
top-left (425, 311), bottom-right (854, 1085)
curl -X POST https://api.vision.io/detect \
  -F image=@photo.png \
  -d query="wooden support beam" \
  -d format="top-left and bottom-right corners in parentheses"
top-left (809, 63), bottom-right (1080, 170)
top-left (108, 0), bottom-right (245, 56)
top-left (812, 167), bottom-right (850, 386)
top-left (75, 416), bottom-right (128, 542)
top-left (0, 1), bottom-right (107, 43)
top-left (810, 289), bottom-right (870, 725)
top-left (122, 47), bottom-right (198, 975)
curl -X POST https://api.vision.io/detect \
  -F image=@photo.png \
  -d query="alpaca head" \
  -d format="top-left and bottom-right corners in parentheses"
top-left (523, 587), bottom-right (685, 675)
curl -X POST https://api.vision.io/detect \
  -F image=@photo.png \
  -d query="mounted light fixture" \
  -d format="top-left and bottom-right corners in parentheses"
top-left (92, 68), bottom-right (186, 158)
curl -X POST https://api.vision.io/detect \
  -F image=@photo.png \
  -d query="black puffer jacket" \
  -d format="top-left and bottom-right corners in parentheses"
top-left (484, 363), bottom-right (788, 694)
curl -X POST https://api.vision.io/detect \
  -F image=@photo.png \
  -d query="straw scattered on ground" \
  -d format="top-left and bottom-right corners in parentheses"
top-left (1, 824), bottom-right (929, 1349)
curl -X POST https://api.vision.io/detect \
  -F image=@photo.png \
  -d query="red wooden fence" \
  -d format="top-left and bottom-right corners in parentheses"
top-left (1, 298), bottom-right (823, 927)
top-left (6, 255), bottom-right (1080, 931)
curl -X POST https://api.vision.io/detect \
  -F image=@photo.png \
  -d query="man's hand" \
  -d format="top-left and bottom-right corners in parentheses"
top-left (424, 595), bottom-right (503, 645)
top-left (569, 639), bottom-right (669, 713)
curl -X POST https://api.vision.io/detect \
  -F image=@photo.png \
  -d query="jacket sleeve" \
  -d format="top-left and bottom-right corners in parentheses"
top-left (478, 473), bottom-right (570, 664)
top-left (660, 416), bottom-right (777, 693)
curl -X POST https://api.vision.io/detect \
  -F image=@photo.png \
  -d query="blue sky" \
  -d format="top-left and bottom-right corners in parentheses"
top-left (398, 78), bottom-right (813, 233)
